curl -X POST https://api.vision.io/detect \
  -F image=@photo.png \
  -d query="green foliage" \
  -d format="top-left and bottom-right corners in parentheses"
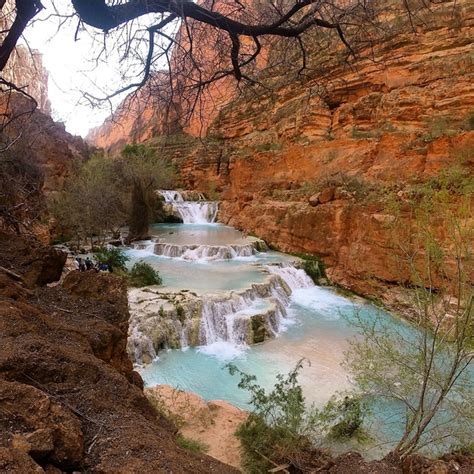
top-left (94, 247), bottom-right (129, 272)
top-left (175, 304), bottom-right (185, 324)
top-left (128, 261), bottom-right (162, 287)
top-left (119, 143), bottom-right (177, 240)
top-left (302, 256), bottom-right (325, 283)
top-left (176, 434), bottom-right (209, 454)
top-left (49, 154), bottom-right (127, 245)
top-left (345, 185), bottom-right (474, 457)
top-left (351, 127), bottom-right (380, 140)
top-left (207, 181), bottom-right (220, 201)
top-left (317, 395), bottom-right (368, 441)
top-left (228, 360), bottom-right (367, 472)
top-left (422, 111), bottom-right (473, 142)
top-left (228, 360), bottom-right (316, 472)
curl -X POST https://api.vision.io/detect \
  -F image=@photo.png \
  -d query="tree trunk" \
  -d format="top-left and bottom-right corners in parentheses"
top-left (128, 182), bottom-right (149, 241)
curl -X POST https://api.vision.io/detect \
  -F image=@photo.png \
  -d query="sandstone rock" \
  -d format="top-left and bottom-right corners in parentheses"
top-left (62, 270), bottom-right (127, 307)
top-left (146, 385), bottom-right (248, 469)
top-left (0, 448), bottom-right (44, 473)
top-left (371, 213), bottom-right (396, 225)
top-left (309, 193), bottom-right (321, 206)
top-left (318, 186), bottom-right (336, 204)
top-left (0, 381), bottom-right (84, 469)
top-left (25, 429), bottom-right (55, 460)
top-left (25, 247), bottom-right (67, 287)
top-left (0, 232), bottom-right (66, 288)
top-left (12, 429), bottom-right (54, 460)
top-left (0, 233), bottom-right (234, 472)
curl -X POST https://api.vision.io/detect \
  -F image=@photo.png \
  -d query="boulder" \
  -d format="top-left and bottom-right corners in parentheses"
top-left (12, 429), bottom-right (54, 460)
top-left (308, 193), bottom-right (319, 206)
top-left (309, 187), bottom-right (336, 206)
top-left (24, 247), bottom-right (67, 287)
top-left (0, 381), bottom-right (84, 469)
top-left (0, 448), bottom-right (44, 473)
top-left (318, 186), bottom-right (336, 204)
top-left (62, 270), bottom-right (127, 307)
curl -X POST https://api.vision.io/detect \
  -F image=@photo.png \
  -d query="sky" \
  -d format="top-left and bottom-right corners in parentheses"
top-left (22, 0), bottom-right (149, 137)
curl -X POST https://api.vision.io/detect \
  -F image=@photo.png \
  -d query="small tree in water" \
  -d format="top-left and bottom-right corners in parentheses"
top-left (344, 173), bottom-right (474, 458)
top-left (118, 144), bottom-right (176, 241)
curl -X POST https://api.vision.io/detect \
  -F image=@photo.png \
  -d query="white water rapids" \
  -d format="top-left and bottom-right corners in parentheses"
top-left (159, 190), bottom-right (218, 224)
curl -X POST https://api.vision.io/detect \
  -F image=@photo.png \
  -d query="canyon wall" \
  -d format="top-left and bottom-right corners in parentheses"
top-left (1, 26), bottom-right (88, 240)
top-left (2, 47), bottom-right (51, 113)
top-left (89, 0), bottom-right (473, 301)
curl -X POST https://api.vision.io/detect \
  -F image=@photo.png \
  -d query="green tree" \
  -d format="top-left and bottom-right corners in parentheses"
top-left (50, 154), bottom-right (127, 246)
top-left (228, 361), bottom-right (366, 472)
top-left (94, 246), bottom-right (130, 273)
top-left (128, 261), bottom-right (162, 286)
top-left (344, 179), bottom-right (474, 458)
top-left (117, 144), bottom-right (176, 241)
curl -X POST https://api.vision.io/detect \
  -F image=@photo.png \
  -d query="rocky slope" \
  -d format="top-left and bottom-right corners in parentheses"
top-left (89, 0), bottom-right (474, 302)
top-left (2, 47), bottom-right (51, 113)
top-left (0, 232), bottom-right (235, 472)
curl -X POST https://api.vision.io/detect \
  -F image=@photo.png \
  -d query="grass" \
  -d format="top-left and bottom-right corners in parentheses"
top-left (176, 434), bottom-right (209, 454)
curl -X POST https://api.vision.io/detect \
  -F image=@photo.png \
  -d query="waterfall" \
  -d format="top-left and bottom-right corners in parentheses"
top-left (133, 240), bottom-right (156, 253)
top-left (265, 264), bottom-right (315, 291)
top-left (159, 190), bottom-right (218, 224)
top-left (128, 327), bottom-right (157, 366)
top-left (198, 276), bottom-right (291, 347)
top-left (151, 242), bottom-right (256, 261)
top-left (160, 190), bottom-right (184, 202)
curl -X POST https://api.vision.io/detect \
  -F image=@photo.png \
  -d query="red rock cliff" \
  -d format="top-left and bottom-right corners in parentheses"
top-left (89, 0), bottom-right (474, 301)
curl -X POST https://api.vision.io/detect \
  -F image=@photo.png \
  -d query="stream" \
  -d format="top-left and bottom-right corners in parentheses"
top-left (123, 191), bottom-right (470, 457)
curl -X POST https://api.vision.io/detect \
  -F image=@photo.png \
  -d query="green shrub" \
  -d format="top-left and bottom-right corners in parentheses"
top-left (302, 255), bottom-right (325, 283)
top-left (228, 360), bottom-right (370, 472)
top-left (176, 304), bottom-right (185, 324)
top-left (317, 395), bottom-right (368, 441)
top-left (176, 434), bottom-right (209, 454)
top-left (128, 261), bottom-right (162, 287)
top-left (228, 360), bottom-right (317, 472)
top-left (94, 247), bottom-right (129, 272)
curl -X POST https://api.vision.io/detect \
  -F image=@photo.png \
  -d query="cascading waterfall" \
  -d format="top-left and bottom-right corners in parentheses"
top-left (159, 190), bottom-right (218, 224)
top-left (135, 241), bottom-right (257, 261)
top-left (265, 264), bottom-right (315, 291)
top-left (198, 267), bottom-right (309, 348)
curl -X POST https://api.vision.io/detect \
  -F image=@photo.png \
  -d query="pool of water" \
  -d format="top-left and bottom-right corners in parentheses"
top-left (127, 220), bottom-right (472, 458)
top-left (149, 223), bottom-right (254, 246)
top-left (126, 224), bottom-right (296, 292)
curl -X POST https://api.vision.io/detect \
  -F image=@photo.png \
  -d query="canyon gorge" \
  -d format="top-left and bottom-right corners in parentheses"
top-left (89, 0), bottom-right (474, 306)
top-left (0, 0), bottom-right (473, 472)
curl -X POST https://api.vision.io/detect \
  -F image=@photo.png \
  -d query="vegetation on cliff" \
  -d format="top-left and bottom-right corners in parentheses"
top-left (50, 144), bottom-right (176, 244)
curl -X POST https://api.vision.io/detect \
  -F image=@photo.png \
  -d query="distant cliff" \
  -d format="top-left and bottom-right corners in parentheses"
top-left (2, 47), bottom-right (51, 113)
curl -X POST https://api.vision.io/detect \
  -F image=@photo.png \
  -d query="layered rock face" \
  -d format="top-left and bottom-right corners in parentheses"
top-left (90, 0), bottom-right (473, 300)
top-left (2, 47), bottom-right (51, 113)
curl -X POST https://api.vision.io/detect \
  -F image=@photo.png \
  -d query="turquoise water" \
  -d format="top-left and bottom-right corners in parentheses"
top-left (127, 223), bottom-right (472, 457)
top-left (140, 286), bottom-right (359, 408)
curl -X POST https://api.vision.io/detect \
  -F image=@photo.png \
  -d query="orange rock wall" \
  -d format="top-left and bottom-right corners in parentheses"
top-left (89, 0), bottom-right (473, 299)
top-left (181, 1), bottom-right (474, 297)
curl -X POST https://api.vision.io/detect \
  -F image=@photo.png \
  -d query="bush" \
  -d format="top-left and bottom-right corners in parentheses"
top-left (128, 261), bottom-right (162, 287)
top-left (228, 361), bottom-right (370, 472)
top-left (94, 247), bottom-right (129, 272)
top-left (176, 434), bottom-right (209, 454)
top-left (317, 395), bottom-right (368, 441)
top-left (301, 255), bottom-right (326, 283)
top-left (228, 360), bottom-right (316, 472)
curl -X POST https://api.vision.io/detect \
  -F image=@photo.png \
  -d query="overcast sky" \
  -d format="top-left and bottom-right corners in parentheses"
top-left (23, 0), bottom-right (142, 138)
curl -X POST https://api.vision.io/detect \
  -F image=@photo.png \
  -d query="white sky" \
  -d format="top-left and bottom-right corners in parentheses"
top-left (22, 0), bottom-right (154, 137)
